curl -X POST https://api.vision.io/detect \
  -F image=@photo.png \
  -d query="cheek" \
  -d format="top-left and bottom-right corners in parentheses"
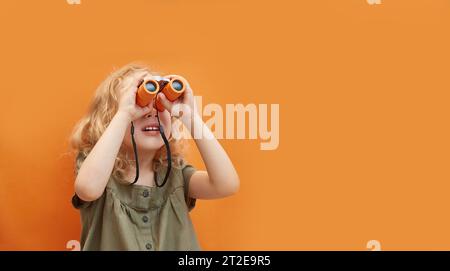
top-left (122, 126), bottom-right (133, 148)
top-left (160, 112), bottom-right (172, 136)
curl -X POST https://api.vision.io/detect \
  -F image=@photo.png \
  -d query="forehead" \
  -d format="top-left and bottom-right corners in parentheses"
top-left (120, 69), bottom-right (150, 85)
top-left (131, 69), bottom-right (164, 80)
top-left (134, 69), bottom-right (150, 77)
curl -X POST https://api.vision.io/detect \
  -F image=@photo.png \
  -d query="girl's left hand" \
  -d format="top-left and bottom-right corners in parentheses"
top-left (157, 75), bottom-right (199, 127)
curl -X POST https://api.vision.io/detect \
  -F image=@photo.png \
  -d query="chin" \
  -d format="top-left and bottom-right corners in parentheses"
top-left (136, 136), bottom-right (165, 151)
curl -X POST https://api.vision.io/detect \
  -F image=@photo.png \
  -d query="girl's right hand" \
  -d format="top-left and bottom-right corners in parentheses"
top-left (117, 72), bottom-right (153, 121)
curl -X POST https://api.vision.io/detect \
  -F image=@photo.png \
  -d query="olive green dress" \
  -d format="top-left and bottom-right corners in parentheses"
top-left (71, 163), bottom-right (201, 251)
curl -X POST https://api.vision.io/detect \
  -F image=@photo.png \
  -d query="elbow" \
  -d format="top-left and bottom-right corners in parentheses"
top-left (220, 175), bottom-right (240, 197)
top-left (230, 175), bottom-right (240, 195)
top-left (74, 176), bottom-right (103, 202)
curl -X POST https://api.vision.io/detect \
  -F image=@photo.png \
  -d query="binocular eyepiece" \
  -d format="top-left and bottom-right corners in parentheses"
top-left (136, 76), bottom-right (186, 112)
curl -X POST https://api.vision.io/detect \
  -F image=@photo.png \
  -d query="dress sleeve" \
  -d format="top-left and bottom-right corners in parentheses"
top-left (71, 152), bottom-right (92, 209)
top-left (182, 164), bottom-right (197, 212)
top-left (71, 193), bottom-right (92, 209)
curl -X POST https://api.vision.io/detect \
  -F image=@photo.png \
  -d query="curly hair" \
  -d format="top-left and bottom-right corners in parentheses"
top-left (70, 62), bottom-right (187, 182)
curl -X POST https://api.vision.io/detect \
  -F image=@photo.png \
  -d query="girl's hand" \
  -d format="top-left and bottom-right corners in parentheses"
top-left (158, 75), bottom-right (240, 200)
top-left (157, 75), bottom-right (199, 127)
top-left (117, 73), bottom-right (153, 121)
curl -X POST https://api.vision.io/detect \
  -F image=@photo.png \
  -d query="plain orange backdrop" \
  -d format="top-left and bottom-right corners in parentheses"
top-left (0, 0), bottom-right (450, 250)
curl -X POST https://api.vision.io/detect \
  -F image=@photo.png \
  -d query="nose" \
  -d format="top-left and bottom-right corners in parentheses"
top-left (145, 107), bottom-right (157, 118)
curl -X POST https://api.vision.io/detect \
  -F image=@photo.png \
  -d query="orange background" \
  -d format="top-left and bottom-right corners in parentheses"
top-left (1, 0), bottom-right (450, 250)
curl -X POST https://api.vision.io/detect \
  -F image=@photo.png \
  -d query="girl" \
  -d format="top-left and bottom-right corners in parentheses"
top-left (70, 63), bottom-right (239, 251)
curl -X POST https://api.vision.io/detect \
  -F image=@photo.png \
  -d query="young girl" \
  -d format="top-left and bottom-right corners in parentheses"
top-left (70, 63), bottom-right (239, 251)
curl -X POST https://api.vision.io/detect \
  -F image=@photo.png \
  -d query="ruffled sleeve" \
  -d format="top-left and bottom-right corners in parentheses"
top-left (71, 151), bottom-right (93, 209)
top-left (181, 164), bottom-right (197, 212)
top-left (72, 193), bottom-right (92, 209)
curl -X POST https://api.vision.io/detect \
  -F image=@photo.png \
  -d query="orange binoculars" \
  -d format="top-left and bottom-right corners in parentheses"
top-left (136, 76), bottom-right (187, 112)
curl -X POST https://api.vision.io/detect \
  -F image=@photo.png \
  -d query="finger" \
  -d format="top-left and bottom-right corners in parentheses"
top-left (134, 77), bottom-right (145, 94)
top-left (130, 72), bottom-right (146, 88)
top-left (184, 84), bottom-right (193, 94)
top-left (164, 74), bottom-right (188, 85)
top-left (180, 84), bottom-right (193, 103)
top-left (171, 102), bottom-right (189, 119)
top-left (136, 104), bottom-right (152, 118)
top-left (164, 74), bottom-right (177, 80)
top-left (124, 80), bottom-right (142, 98)
top-left (147, 99), bottom-right (154, 110)
top-left (136, 78), bottom-right (144, 89)
top-left (157, 92), bottom-right (173, 112)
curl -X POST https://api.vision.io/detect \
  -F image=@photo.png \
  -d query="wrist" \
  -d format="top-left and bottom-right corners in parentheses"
top-left (186, 114), bottom-right (204, 135)
top-left (115, 110), bottom-right (133, 123)
top-left (179, 109), bottom-right (197, 126)
top-left (192, 113), bottom-right (203, 125)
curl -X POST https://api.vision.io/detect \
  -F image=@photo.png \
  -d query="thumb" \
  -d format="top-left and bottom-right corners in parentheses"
top-left (147, 99), bottom-right (155, 110)
top-left (157, 93), bottom-right (173, 112)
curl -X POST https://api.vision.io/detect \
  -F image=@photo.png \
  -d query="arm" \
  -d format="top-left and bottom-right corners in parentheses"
top-left (75, 111), bottom-right (131, 201)
top-left (157, 77), bottom-right (240, 199)
top-left (188, 114), bottom-right (240, 199)
top-left (75, 74), bottom-right (152, 201)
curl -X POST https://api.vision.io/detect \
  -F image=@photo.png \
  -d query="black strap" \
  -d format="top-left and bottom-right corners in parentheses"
top-left (129, 111), bottom-right (172, 187)
top-left (130, 121), bottom-right (139, 185)
top-left (154, 109), bottom-right (171, 187)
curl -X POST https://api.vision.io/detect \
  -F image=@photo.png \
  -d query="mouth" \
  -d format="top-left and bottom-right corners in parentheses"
top-left (142, 124), bottom-right (160, 132)
top-left (141, 124), bottom-right (160, 137)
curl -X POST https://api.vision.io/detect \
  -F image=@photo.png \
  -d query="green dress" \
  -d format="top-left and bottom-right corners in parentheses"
top-left (71, 163), bottom-right (201, 251)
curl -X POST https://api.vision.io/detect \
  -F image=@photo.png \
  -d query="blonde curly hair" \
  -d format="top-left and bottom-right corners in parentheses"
top-left (70, 62), bottom-right (187, 181)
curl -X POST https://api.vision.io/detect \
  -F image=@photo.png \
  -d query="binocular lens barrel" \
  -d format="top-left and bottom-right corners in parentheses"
top-left (136, 76), bottom-right (187, 110)
top-left (136, 79), bottom-right (159, 107)
top-left (172, 80), bottom-right (183, 91)
top-left (145, 81), bottom-right (158, 92)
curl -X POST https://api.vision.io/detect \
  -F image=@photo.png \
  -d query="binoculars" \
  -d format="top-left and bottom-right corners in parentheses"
top-left (136, 76), bottom-right (187, 112)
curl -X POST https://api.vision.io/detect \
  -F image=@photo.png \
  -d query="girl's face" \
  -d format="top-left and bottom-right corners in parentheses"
top-left (122, 71), bottom-right (172, 154)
